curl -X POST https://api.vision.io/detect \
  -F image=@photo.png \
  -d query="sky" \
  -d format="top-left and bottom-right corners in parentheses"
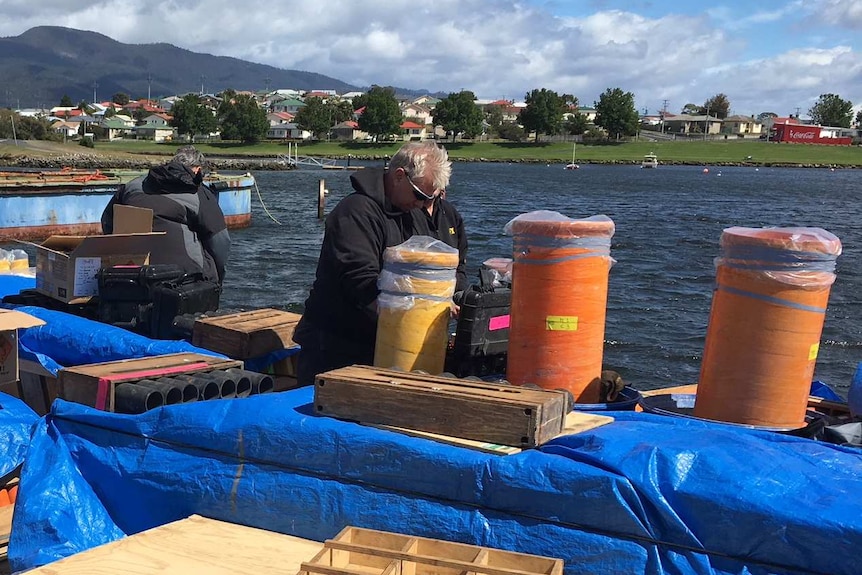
top-left (2, 0), bottom-right (862, 118)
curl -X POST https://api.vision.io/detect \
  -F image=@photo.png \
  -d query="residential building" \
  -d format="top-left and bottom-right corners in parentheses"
top-left (400, 102), bottom-right (433, 125)
top-left (330, 120), bottom-right (367, 141)
top-left (400, 120), bottom-right (427, 141)
top-left (722, 115), bottom-right (763, 137)
top-left (270, 97), bottom-right (305, 114)
top-left (662, 114), bottom-right (722, 135)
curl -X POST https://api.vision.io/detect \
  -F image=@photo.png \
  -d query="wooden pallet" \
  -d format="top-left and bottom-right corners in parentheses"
top-left (59, 352), bottom-right (242, 411)
top-left (314, 365), bottom-right (569, 448)
top-left (192, 309), bottom-right (302, 359)
top-left (300, 526), bottom-right (563, 575)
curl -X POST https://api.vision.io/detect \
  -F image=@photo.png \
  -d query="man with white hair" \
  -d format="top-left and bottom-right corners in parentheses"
top-left (294, 141), bottom-right (452, 386)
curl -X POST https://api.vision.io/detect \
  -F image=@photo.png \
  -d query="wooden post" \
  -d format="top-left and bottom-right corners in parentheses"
top-left (317, 179), bottom-right (326, 219)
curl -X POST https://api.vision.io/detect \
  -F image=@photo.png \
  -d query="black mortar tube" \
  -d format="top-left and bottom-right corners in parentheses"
top-left (209, 370), bottom-right (251, 398)
top-left (136, 379), bottom-right (183, 405)
top-left (158, 377), bottom-right (199, 403)
top-left (115, 382), bottom-right (164, 414)
top-left (171, 374), bottom-right (220, 401)
top-left (225, 368), bottom-right (274, 395)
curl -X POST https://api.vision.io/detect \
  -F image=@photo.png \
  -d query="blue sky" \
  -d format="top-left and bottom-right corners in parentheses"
top-left (2, 0), bottom-right (861, 118)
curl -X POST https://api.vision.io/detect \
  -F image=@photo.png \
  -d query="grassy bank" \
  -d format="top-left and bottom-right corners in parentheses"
top-left (3, 139), bottom-right (862, 166)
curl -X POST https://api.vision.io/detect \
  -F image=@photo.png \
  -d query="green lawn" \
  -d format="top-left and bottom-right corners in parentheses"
top-left (13, 138), bottom-right (862, 166)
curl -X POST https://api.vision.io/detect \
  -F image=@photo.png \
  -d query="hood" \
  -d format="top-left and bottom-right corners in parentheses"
top-left (143, 160), bottom-right (201, 194)
top-left (349, 167), bottom-right (403, 216)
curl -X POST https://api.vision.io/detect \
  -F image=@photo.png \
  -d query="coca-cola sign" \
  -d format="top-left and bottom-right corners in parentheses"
top-left (788, 129), bottom-right (816, 140)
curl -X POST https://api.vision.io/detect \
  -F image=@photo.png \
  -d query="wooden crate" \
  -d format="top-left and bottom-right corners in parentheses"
top-left (314, 365), bottom-right (569, 448)
top-left (59, 352), bottom-right (242, 411)
top-left (192, 308), bottom-right (302, 359)
top-left (300, 526), bottom-right (563, 575)
top-left (22, 514), bottom-right (324, 574)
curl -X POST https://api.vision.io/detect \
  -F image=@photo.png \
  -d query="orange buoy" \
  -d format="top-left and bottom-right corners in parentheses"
top-left (505, 211), bottom-right (615, 402)
top-left (694, 227), bottom-right (841, 428)
top-left (374, 236), bottom-right (459, 373)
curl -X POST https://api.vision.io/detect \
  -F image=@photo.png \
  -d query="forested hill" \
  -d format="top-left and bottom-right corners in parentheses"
top-left (0, 26), bottom-right (361, 107)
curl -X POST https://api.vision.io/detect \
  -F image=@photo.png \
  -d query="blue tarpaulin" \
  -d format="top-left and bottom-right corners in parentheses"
top-left (10, 386), bottom-right (862, 575)
top-left (0, 392), bottom-right (39, 479)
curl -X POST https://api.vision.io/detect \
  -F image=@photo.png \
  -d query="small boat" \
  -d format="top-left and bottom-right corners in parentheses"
top-left (641, 153), bottom-right (659, 169)
top-left (0, 168), bottom-right (255, 240)
top-left (564, 142), bottom-right (579, 170)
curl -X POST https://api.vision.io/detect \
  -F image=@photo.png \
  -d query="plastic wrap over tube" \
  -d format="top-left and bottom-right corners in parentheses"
top-left (695, 226), bottom-right (842, 428)
top-left (374, 236), bottom-right (459, 373)
top-left (505, 211), bottom-right (616, 403)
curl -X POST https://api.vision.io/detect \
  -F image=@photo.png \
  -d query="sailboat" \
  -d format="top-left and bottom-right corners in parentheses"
top-left (564, 141), bottom-right (579, 170)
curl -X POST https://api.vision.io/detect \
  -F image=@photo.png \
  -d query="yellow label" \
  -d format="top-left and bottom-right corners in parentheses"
top-left (546, 315), bottom-right (578, 331)
top-left (448, 227), bottom-right (456, 235)
top-left (808, 343), bottom-right (819, 361)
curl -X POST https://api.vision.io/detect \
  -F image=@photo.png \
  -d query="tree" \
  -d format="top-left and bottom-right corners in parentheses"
top-left (757, 112), bottom-right (778, 122)
top-left (218, 92), bottom-right (269, 143)
top-left (59, 94), bottom-right (73, 107)
top-left (703, 93), bottom-right (730, 119)
top-left (856, 109), bottom-right (862, 128)
top-left (594, 87), bottom-right (640, 139)
top-left (112, 92), bottom-right (130, 106)
top-left (518, 88), bottom-right (567, 142)
top-left (170, 94), bottom-right (218, 142)
top-left (681, 103), bottom-right (702, 115)
top-left (431, 91), bottom-right (484, 141)
top-left (356, 86), bottom-right (402, 141)
top-left (563, 112), bottom-right (589, 135)
top-left (809, 93), bottom-right (854, 127)
top-left (328, 98), bottom-right (355, 125)
top-left (294, 96), bottom-right (332, 139)
top-left (496, 122), bottom-right (526, 142)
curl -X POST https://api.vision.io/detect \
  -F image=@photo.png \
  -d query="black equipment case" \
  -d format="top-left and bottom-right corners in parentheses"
top-left (445, 287), bottom-right (511, 377)
top-left (150, 277), bottom-right (221, 339)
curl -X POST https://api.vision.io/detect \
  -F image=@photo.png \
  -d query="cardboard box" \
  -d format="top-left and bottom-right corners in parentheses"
top-left (0, 309), bottom-right (45, 388)
top-left (59, 352), bottom-right (242, 411)
top-left (33, 232), bottom-right (164, 304)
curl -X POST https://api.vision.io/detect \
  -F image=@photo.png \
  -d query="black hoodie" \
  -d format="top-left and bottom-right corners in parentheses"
top-left (297, 167), bottom-right (419, 343)
top-left (101, 160), bottom-right (231, 283)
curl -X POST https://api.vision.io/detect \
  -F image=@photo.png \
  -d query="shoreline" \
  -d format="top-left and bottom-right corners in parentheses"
top-left (1, 151), bottom-right (856, 171)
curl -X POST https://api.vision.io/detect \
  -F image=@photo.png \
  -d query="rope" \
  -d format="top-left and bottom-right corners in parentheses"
top-left (253, 175), bottom-right (281, 225)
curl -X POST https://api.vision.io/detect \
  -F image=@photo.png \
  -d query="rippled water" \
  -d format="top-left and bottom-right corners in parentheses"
top-left (222, 161), bottom-right (862, 394)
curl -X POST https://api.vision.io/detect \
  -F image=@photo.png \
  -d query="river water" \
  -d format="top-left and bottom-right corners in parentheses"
top-left (218, 161), bottom-right (862, 394)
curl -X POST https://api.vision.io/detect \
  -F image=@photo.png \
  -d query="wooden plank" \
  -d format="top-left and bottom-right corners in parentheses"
top-left (640, 384), bottom-right (851, 416)
top-left (315, 366), bottom-right (568, 448)
top-left (23, 514), bottom-right (323, 574)
top-left (58, 353), bottom-right (242, 411)
top-left (372, 410), bottom-right (614, 455)
top-left (192, 309), bottom-right (302, 359)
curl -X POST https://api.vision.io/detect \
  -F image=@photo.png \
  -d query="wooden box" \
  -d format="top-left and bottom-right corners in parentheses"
top-left (58, 352), bottom-right (241, 411)
top-left (300, 526), bottom-right (563, 575)
top-left (314, 365), bottom-right (569, 448)
top-left (192, 308), bottom-right (302, 359)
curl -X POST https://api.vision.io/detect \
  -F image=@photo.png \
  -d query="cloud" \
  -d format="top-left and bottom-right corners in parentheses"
top-left (0, 0), bottom-right (859, 116)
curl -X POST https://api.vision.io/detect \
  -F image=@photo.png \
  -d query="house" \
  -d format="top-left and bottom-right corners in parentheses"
top-left (266, 112), bottom-right (295, 139)
top-left (722, 115), bottom-right (763, 137)
top-left (341, 91), bottom-right (365, 101)
top-left (99, 117), bottom-right (132, 141)
top-left (411, 95), bottom-right (440, 107)
top-left (270, 97), bottom-right (305, 114)
top-left (50, 119), bottom-right (80, 139)
top-left (330, 120), bottom-right (367, 141)
top-left (401, 103), bottom-right (433, 125)
top-left (486, 100), bottom-right (521, 122)
top-left (134, 114), bottom-right (175, 142)
top-left (400, 120), bottom-right (427, 141)
top-left (577, 107), bottom-right (598, 123)
top-left (662, 114), bottom-right (722, 135)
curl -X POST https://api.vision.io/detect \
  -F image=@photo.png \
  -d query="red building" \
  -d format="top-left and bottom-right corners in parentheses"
top-left (771, 122), bottom-right (852, 145)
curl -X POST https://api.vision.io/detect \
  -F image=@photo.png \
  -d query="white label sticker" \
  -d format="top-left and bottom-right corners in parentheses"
top-left (73, 257), bottom-right (102, 297)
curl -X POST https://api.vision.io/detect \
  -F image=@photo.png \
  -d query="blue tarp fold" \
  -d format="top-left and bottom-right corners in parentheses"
top-left (10, 387), bottom-right (862, 575)
top-left (0, 392), bottom-right (39, 478)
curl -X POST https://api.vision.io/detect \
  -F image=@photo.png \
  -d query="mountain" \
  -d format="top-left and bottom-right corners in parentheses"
top-left (0, 26), bottom-right (362, 108)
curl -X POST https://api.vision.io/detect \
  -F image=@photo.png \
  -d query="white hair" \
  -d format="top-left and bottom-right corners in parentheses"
top-left (389, 142), bottom-right (451, 191)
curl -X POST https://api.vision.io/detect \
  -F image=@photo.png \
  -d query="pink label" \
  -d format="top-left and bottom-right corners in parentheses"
top-left (488, 315), bottom-right (510, 331)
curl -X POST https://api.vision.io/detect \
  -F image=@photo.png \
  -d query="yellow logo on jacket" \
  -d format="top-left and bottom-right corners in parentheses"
top-left (448, 227), bottom-right (455, 235)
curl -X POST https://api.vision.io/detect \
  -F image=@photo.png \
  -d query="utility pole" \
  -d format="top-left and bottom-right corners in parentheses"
top-left (92, 81), bottom-right (98, 105)
top-left (264, 77), bottom-right (271, 93)
top-left (661, 99), bottom-right (668, 133)
top-left (704, 104), bottom-right (710, 141)
top-left (147, 74), bottom-right (153, 103)
top-left (200, 75), bottom-right (206, 96)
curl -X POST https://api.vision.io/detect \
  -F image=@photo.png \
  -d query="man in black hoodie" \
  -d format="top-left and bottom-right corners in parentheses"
top-left (294, 141), bottom-right (452, 386)
top-left (101, 146), bottom-right (231, 285)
